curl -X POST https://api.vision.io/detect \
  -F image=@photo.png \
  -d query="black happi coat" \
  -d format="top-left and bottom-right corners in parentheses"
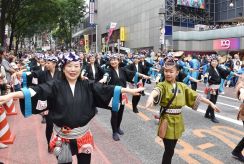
top-left (27, 69), bottom-right (62, 86)
top-left (208, 66), bottom-right (230, 85)
top-left (33, 69), bottom-right (62, 84)
top-left (107, 67), bottom-right (135, 87)
top-left (21, 79), bottom-right (115, 128)
top-left (85, 63), bottom-right (105, 82)
top-left (125, 63), bottom-right (145, 84)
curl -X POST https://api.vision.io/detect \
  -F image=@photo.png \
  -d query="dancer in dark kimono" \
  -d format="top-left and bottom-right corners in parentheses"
top-left (0, 52), bottom-right (144, 164)
top-left (101, 54), bottom-right (149, 141)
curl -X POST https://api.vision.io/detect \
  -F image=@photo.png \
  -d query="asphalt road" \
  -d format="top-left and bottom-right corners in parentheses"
top-left (1, 82), bottom-right (243, 164)
top-left (94, 82), bottom-right (244, 164)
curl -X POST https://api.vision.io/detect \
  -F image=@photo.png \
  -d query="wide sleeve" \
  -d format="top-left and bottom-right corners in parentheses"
top-left (121, 67), bottom-right (135, 82)
top-left (153, 82), bottom-right (165, 105)
top-left (184, 84), bottom-right (201, 110)
top-left (97, 65), bottom-right (105, 80)
top-left (90, 81), bottom-right (115, 109)
top-left (217, 66), bottom-right (231, 79)
top-left (24, 70), bottom-right (43, 86)
top-left (19, 80), bottom-right (55, 117)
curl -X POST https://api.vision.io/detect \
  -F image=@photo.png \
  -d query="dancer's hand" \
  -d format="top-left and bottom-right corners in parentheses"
top-left (142, 75), bottom-right (150, 79)
top-left (210, 103), bottom-right (220, 113)
top-left (121, 87), bottom-right (145, 96)
top-left (146, 96), bottom-right (154, 108)
top-left (0, 94), bottom-right (12, 105)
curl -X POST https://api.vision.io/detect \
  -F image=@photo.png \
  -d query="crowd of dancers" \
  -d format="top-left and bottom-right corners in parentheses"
top-left (0, 47), bottom-right (243, 163)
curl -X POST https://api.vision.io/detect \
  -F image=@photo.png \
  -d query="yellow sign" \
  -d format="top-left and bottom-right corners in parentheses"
top-left (120, 27), bottom-right (125, 41)
top-left (84, 35), bottom-right (89, 53)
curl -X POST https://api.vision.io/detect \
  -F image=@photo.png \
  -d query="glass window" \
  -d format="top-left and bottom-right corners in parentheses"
top-left (220, 11), bottom-right (227, 20)
top-left (236, 8), bottom-right (243, 17)
top-left (228, 9), bottom-right (236, 19)
top-left (221, 1), bottom-right (227, 11)
top-left (236, 0), bottom-right (243, 7)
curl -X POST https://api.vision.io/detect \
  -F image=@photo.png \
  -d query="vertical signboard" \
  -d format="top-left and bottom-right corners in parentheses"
top-left (120, 26), bottom-right (125, 41)
top-left (84, 35), bottom-right (89, 53)
top-left (89, 0), bottom-right (95, 24)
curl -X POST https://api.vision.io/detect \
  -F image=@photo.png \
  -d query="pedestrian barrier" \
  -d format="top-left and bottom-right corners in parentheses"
top-left (3, 98), bottom-right (17, 115)
top-left (0, 106), bottom-right (15, 144)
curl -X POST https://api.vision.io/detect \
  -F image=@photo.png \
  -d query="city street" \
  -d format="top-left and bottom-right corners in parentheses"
top-left (94, 82), bottom-right (244, 164)
top-left (1, 82), bottom-right (243, 164)
top-left (0, 0), bottom-right (244, 163)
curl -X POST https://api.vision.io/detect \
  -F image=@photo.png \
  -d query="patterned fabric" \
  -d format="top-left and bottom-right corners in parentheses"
top-left (49, 125), bottom-right (94, 155)
top-left (109, 53), bottom-right (120, 60)
top-left (60, 52), bottom-right (81, 67)
top-left (45, 55), bottom-right (58, 63)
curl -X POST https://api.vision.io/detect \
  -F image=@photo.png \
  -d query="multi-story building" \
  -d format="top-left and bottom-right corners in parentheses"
top-left (72, 0), bottom-right (244, 55)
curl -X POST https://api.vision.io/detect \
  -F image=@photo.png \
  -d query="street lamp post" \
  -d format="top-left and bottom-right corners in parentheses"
top-left (159, 7), bottom-right (166, 53)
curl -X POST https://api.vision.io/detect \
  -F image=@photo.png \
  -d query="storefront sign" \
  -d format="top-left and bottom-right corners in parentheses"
top-left (89, 0), bottom-right (95, 24)
top-left (84, 35), bottom-right (89, 53)
top-left (213, 38), bottom-right (240, 50)
top-left (120, 27), bottom-right (125, 41)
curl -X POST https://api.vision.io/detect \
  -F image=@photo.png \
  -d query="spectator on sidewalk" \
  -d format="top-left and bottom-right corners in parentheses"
top-left (0, 47), bottom-right (15, 83)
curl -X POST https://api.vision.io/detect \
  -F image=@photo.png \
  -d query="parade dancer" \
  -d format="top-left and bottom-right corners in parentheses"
top-left (0, 52), bottom-right (144, 164)
top-left (189, 55), bottom-right (200, 91)
top-left (126, 55), bottom-right (147, 113)
top-left (139, 54), bottom-right (153, 96)
top-left (204, 57), bottom-right (238, 123)
top-left (85, 54), bottom-right (105, 82)
top-left (232, 76), bottom-right (244, 162)
top-left (145, 58), bottom-right (220, 164)
top-left (101, 54), bottom-right (149, 141)
top-left (12, 55), bottom-right (62, 152)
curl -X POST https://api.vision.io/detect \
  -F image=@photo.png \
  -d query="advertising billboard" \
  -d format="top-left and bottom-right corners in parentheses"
top-left (213, 38), bottom-right (240, 50)
top-left (177, 0), bottom-right (205, 9)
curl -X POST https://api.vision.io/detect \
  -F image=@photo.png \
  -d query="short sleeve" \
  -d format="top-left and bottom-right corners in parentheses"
top-left (90, 81), bottom-right (115, 108)
top-left (184, 85), bottom-right (201, 110)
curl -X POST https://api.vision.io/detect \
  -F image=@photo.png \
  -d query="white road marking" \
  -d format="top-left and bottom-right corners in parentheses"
top-left (216, 102), bottom-right (239, 109)
top-left (197, 108), bottom-right (243, 126)
top-left (197, 90), bottom-right (238, 101)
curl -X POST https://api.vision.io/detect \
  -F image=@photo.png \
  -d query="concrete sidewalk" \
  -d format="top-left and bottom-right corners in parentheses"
top-left (0, 101), bottom-right (141, 164)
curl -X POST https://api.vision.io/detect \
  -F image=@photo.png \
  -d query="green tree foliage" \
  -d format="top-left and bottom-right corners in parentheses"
top-left (0, 0), bottom-right (85, 50)
top-left (53, 0), bottom-right (86, 49)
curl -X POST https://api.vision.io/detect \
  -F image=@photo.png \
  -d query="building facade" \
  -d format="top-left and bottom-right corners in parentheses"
top-left (72, 0), bottom-right (244, 54)
top-left (96, 0), bottom-right (163, 52)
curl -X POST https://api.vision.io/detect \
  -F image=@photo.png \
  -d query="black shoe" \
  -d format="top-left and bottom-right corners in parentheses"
top-left (141, 92), bottom-right (145, 96)
top-left (211, 118), bottom-right (219, 123)
top-left (204, 115), bottom-right (211, 119)
top-left (232, 151), bottom-right (244, 162)
top-left (117, 128), bottom-right (124, 135)
top-left (133, 108), bottom-right (139, 113)
top-left (112, 133), bottom-right (120, 141)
